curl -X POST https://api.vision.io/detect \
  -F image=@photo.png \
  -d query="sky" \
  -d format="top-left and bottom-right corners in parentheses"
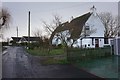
top-left (1, 0), bottom-right (120, 2)
top-left (1, 2), bottom-right (118, 41)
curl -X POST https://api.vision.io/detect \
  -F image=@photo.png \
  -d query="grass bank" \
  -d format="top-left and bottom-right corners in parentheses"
top-left (27, 48), bottom-right (64, 56)
top-left (27, 48), bottom-right (69, 65)
top-left (67, 47), bottom-right (112, 62)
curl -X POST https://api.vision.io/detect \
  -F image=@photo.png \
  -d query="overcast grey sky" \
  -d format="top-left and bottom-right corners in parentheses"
top-left (2, 2), bottom-right (118, 41)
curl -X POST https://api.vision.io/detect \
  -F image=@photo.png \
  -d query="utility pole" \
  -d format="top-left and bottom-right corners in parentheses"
top-left (16, 27), bottom-right (18, 45)
top-left (17, 27), bottom-right (18, 38)
top-left (28, 11), bottom-right (30, 49)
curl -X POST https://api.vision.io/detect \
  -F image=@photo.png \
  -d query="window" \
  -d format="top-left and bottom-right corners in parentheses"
top-left (118, 32), bottom-right (120, 37)
top-left (104, 38), bottom-right (109, 44)
top-left (95, 39), bottom-right (99, 47)
top-left (84, 26), bottom-right (90, 36)
top-left (88, 44), bottom-right (90, 46)
top-left (92, 38), bottom-right (94, 45)
top-left (85, 26), bottom-right (90, 30)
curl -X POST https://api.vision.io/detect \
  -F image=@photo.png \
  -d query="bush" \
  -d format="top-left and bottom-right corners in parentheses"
top-left (57, 44), bottom-right (63, 49)
top-left (103, 45), bottom-right (111, 48)
top-left (2, 42), bottom-right (8, 46)
top-left (20, 42), bottom-right (27, 46)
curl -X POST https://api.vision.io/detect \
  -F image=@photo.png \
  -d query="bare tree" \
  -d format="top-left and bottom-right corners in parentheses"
top-left (115, 15), bottom-right (120, 36)
top-left (42, 14), bottom-right (62, 36)
top-left (55, 30), bottom-right (70, 46)
top-left (32, 29), bottom-right (42, 37)
top-left (41, 14), bottom-right (64, 52)
top-left (0, 8), bottom-right (11, 30)
top-left (99, 12), bottom-right (119, 37)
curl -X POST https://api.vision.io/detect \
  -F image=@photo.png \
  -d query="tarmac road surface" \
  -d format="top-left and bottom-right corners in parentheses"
top-left (2, 46), bottom-right (103, 79)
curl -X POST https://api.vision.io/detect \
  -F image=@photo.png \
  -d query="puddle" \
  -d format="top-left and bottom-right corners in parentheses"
top-left (76, 56), bottom-right (119, 78)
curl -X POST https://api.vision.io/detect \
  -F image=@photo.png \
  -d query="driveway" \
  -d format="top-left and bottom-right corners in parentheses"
top-left (2, 46), bottom-right (103, 79)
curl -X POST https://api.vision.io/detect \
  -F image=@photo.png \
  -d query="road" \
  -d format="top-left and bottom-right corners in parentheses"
top-left (2, 46), bottom-right (103, 79)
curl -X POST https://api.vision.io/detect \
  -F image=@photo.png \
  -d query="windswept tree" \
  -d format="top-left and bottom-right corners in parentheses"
top-left (0, 8), bottom-right (11, 30)
top-left (0, 8), bottom-right (11, 39)
top-left (42, 14), bottom-right (63, 48)
top-left (99, 12), bottom-right (119, 37)
top-left (54, 30), bottom-right (71, 47)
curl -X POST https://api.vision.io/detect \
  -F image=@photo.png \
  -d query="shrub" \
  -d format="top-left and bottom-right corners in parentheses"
top-left (103, 45), bottom-right (111, 48)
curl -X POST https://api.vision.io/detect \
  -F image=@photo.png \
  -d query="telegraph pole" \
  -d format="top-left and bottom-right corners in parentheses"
top-left (17, 27), bottom-right (18, 38)
top-left (28, 11), bottom-right (30, 49)
top-left (16, 27), bottom-right (18, 45)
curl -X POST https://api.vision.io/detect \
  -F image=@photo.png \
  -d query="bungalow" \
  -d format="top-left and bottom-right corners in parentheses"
top-left (11, 37), bottom-right (22, 43)
top-left (11, 36), bottom-right (40, 43)
top-left (50, 6), bottom-right (113, 48)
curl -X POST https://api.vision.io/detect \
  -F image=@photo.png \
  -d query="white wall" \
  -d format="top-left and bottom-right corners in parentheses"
top-left (74, 38), bottom-right (105, 48)
top-left (85, 13), bottom-right (105, 37)
top-left (73, 12), bottom-right (106, 48)
top-left (99, 39), bottom-right (104, 47)
top-left (52, 30), bottom-right (70, 46)
top-left (52, 12), bottom-right (107, 48)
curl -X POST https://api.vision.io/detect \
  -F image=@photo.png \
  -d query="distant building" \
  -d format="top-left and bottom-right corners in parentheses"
top-left (11, 36), bottom-right (40, 43)
top-left (11, 37), bottom-right (22, 43)
top-left (50, 6), bottom-right (113, 48)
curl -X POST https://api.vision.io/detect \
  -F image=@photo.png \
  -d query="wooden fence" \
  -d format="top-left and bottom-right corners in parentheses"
top-left (67, 47), bottom-right (111, 62)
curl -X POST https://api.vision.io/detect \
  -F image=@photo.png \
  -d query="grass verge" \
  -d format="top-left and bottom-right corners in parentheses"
top-left (41, 57), bottom-right (70, 65)
top-left (27, 48), bottom-right (64, 56)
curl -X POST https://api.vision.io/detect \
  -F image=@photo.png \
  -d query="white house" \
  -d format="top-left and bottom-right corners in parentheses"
top-left (51, 6), bottom-right (113, 48)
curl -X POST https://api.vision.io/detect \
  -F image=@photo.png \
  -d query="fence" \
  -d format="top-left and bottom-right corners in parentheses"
top-left (67, 47), bottom-right (111, 62)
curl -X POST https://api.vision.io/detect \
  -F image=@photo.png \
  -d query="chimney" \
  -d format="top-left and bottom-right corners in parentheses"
top-left (90, 5), bottom-right (97, 16)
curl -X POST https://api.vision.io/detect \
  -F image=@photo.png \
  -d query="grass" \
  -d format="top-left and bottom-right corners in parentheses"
top-left (27, 48), bottom-right (64, 56)
top-left (67, 47), bottom-right (111, 62)
top-left (27, 48), bottom-right (69, 65)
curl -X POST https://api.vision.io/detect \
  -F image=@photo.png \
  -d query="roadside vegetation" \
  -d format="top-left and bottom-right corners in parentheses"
top-left (2, 47), bottom-right (7, 51)
top-left (67, 47), bottom-right (112, 62)
top-left (27, 48), bottom-right (64, 56)
top-left (27, 47), bottom-right (70, 65)
top-left (25, 38), bottom-right (69, 65)
top-left (1, 42), bottom-right (8, 51)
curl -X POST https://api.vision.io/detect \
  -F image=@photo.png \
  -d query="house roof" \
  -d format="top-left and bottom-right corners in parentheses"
top-left (11, 37), bottom-right (22, 42)
top-left (50, 12), bottom-right (92, 43)
top-left (12, 36), bottom-right (41, 42)
top-left (69, 12), bottom-right (91, 39)
top-left (22, 36), bottom-right (40, 41)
